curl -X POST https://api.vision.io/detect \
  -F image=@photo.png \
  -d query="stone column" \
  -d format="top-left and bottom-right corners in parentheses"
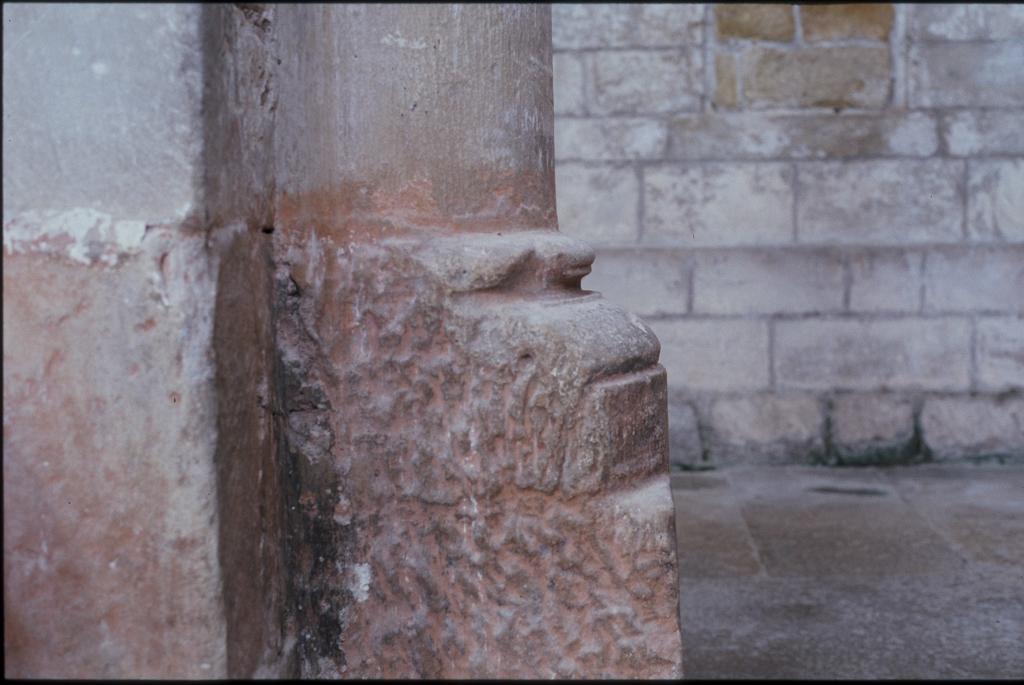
top-left (267, 5), bottom-right (683, 678)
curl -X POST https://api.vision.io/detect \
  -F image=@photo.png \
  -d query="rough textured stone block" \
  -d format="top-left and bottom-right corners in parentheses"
top-left (555, 163), bottom-right (638, 246)
top-left (921, 397), bottom-right (1024, 459)
top-left (775, 318), bottom-right (972, 391)
top-left (553, 52), bottom-right (585, 116)
top-left (709, 394), bottom-right (824, 465)
top-left (742, 46), bottom-right (890, 109)
top-left (831, 394), bottom-right (915, 462)
top-left (910, 43), bottom-right (1024, 108)
top-left (910, 4), bottom-right (1024, 41)
top-left (801, 4), bottom-right (894, 41)
top-left (563, 367), bottom-right (669, 495)
top-left (589, 49), bottom-right (703, 115)
top-left (555, 118), bottom-right (668, 161)
top-left (716, 4), bottom-right (795, 41)
top-left (583, 249), bottom-right (688, 317)
top-left (848, 250), bottom-right (923, 313)
top-left (668, 112), bottom-right (938, 160)
top-left (714, 54), bottom-right (738, 109)
top-left (923, 246), bottom-right (1024, 313)
top-left (644, 163), bottom-right (793, 246)
top-left (668, 399), bottom-right (704, 469)
top-left (976, 317), bottom-right (1024, 390)
top-left (797, 160), bottom-right (962, 244)
top-left (945, 110), bottom-right (1024, 157)
top-left (552, 4), bottom-right (702, 49)
top-left (649, 319), bottom-right (770, 392)
top-left (692, 248), bottom-right (844, 315)
top-left (967, 160), bottom-right (1024, 242)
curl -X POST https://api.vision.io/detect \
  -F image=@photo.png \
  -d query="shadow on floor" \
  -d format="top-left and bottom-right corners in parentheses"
top-left (672, 464), bottom-right (1024, 679)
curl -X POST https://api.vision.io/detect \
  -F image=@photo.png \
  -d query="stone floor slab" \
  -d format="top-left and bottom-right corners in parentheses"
top-left (674, 465), bottom-right (1024, 679)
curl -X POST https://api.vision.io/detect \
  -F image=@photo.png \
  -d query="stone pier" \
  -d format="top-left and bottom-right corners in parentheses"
top-left (4, 4), bottom-right (682, 679)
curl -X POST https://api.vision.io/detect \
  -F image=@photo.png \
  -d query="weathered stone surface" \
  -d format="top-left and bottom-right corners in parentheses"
top-left (910, 4), bottom-right (1024, 41)
top-left (555, 118), bottom-right (668, 161)
top-left (921, 397), bottom-right (1024, 460)
top-left (801, 4), bottom-right (894, 42)
top-left (831, 394), bottom-right (916, 462)
top-left (1, 4), bottom-right (202, 220)
top-left (967, 160), bottom-right (1024, 242)
top-left (716, 4), bottom-right (795, 42)
top-left (556, 163), bottom-right (639, 245)
top-left (553, 52), bottom-right (586, 116)
top-left (775, 318), bottom-right (972, 391)
top-left (583, 249), bottom-right (689, 317)
top-left (910, 43), bottom-right (1024, 108)
top-left (976, 317), bottom-right (1024, 391)
top-left (649, 320), bottom-right (770, 392)
top-left (668, 112), bottom-right (939, 160)
top-left (589, 49), bottom-right (703, 115)
top-left (644, 163), bottom-right (794, 246)
top-left (270, 229), bottom-right (682, 678)
top-left (945, 110), bottom-right (1024, 158)
top-left (709, 394), bottom-right (825, 465)
top-left (714, 54), bottom-right (739, 109)
top-left (848, 250), bottom-right (923, 313)
top-left (923, 246), bottom-right (1024, 313)
top-left (797, 160), bottom-right (962, 244)
top-left (692, 248), bottom-right (844, 315)
top-left (742, 46), bottom-right (890, 109)
top-left (3, 4), bottom-right (230, 679)
top-left (3, 231), bottom-right (226, 679)
top-left (268, 5), bottom-right (683, 678)
top-left (553, 4), bottom-right (703, 49)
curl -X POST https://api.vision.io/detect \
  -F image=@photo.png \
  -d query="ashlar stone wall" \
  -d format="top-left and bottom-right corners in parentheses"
top-left (554, 4), bottom-right (1024, 467)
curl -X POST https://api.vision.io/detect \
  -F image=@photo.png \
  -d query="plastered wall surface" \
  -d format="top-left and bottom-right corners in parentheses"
top-left (553, 4), bottom-right (1024, 466)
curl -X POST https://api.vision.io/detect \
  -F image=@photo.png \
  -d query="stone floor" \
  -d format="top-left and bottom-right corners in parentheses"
top-left (671, 464), bottom-right (1024, 679)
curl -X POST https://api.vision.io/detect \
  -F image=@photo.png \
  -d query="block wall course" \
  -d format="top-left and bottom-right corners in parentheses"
top-left (923, 246), bottom-right (1024, 314)
top-left (555, 163), bottom-right (638, 246)
top-left (584, 249), bottom-right (689, 317)
top-left (921, 396), bottom-right (1024, 459)
top-left (691, 248), bottom-right (845, 315)
top-left (909, 42), bottom-right (1024, 108)
top-left (552, 53), bottom-right (586, 116)
top-left (552, 4), bottom-right (704, 50)
top-left (797, 160), bottom-right (963, 245)
top-left (848, 250), bottom-right (923, 313)
top-left (774, 318), bottom-right (972, 391)
top-left (708, 394), bottom-right (824, 464)
top-left (643, 163), bottom-right (793, 247)
top-left (944, 111), bottom-right (1024, 158)
top-left (830, 393), bottom-right (916, 460)
top-left (741, 46), bottom-right (891, 110)
top-left (975, 317), bottom-right (1024, 391)
top-left (551, 3), bottom-right (1024, 466)
top-left (909, 4), bottom-right (1024, 42)
top-left (555, 118), bottom-right (668, 161)
top-left (801, 4), bottom-right (894, 42)
top-left (668, 111), bottom-right (939, 161)
top-left (715, 4), bottom-right (795, 42)
top-left (648, 319), bottom-right (770, 393)
top-left (967, 160), bottom-right (1024, 242)
top-left (588, 49), bottom-right (704, 116)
